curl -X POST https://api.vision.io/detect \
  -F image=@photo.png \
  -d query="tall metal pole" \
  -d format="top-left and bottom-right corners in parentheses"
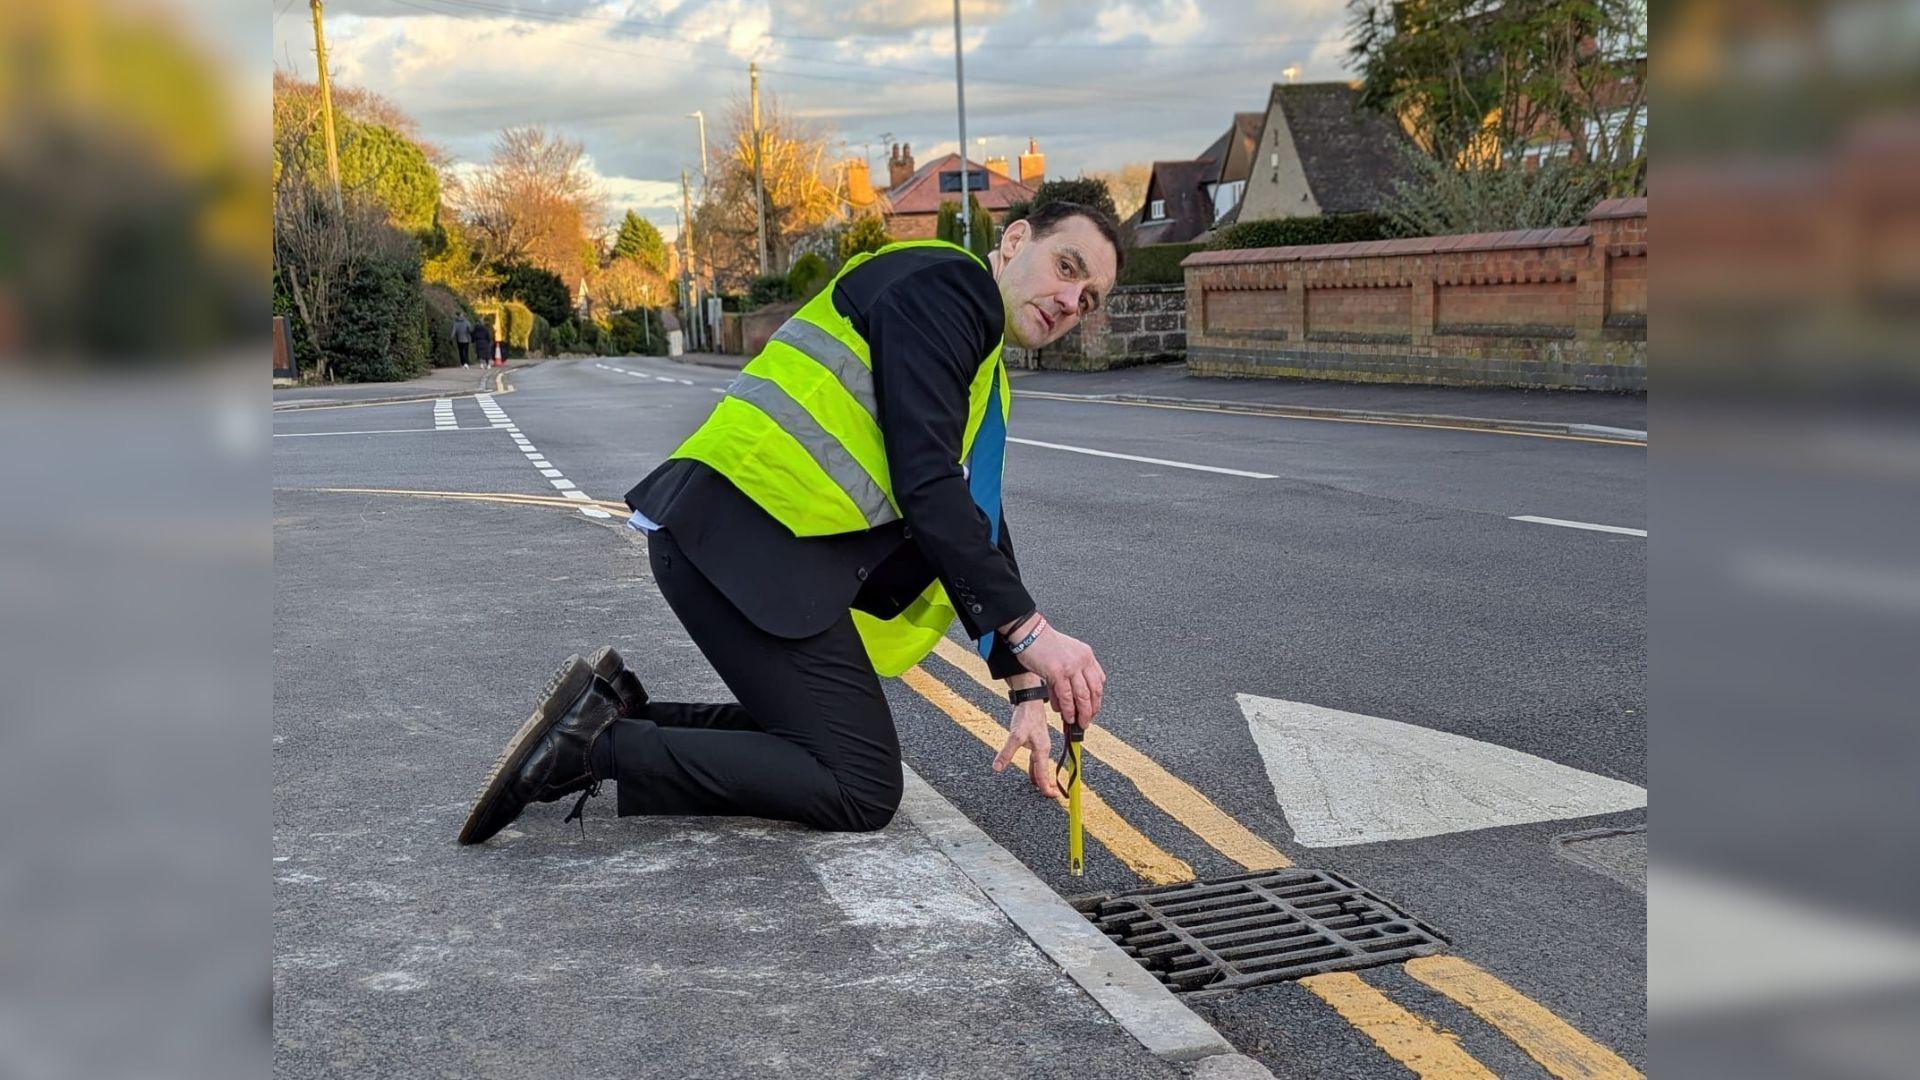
top-left (681, 169), bottom-right (700, 351)
top-left (951, 0), bottom-right (970, 245)
top-left (309, 0), bottom-right (342, 210)
top-left (750, 63), bottom-right (768, 276)
top-left (687, 110), bottom-right (709, 188)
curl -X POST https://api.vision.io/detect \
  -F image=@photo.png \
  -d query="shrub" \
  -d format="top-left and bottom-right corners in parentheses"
top-left (787, 253), bottom-right (831, 301)
top-left (551, 319), bottom-right (578, 354)
top-left (837, 214), bottom-right (892, 261)
top-left (1116, 242), bottom-right (1205, 286)
top-left (747, 274), bottom-right (794, 308)
top-left (1000, 199), bottom-right (1032, 228)
top-left (529, 313), bottom-right (551, 356)
top-left (492, 261), bottom-right (573, 326)
top-left (1207, 213), bottom-right (1401, 251)
top-left (1383, 148), bottom-right (1613, 235)
top-left (475, 299), bottom-right (537, 356)
top-left (1032, 177), bottom-right (1117, 223)
top-left (608, 309), bottom-right (666, 356)
top-left (329, 240), bottom-right (429, 382)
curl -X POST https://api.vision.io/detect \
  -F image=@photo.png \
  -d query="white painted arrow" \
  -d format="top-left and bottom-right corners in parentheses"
top-left (1239, 693), bottom-right (1646, 848)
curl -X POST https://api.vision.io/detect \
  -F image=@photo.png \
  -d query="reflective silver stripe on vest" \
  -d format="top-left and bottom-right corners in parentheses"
top-left (726, 373), bottom-right (897, 527)
top-left (770, 320), bottom-right (879, 420)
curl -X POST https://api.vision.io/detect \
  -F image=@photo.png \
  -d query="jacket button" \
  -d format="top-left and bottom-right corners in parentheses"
top-left (856, 567), bottom-right (869, 581)
top-left (969, 604), bottom-right (983, 614)
top-left (902, 526), bottom-right (913, 540)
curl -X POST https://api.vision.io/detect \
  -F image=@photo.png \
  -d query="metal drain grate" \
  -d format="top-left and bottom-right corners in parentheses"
top-left (1073, 868), bottom-right (1448, 999)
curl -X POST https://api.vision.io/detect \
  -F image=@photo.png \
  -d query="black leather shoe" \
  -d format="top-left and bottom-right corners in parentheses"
top-left (458, 655), bottom-right (623, 845)
top-left (588, 645), bottom-right (649, 719)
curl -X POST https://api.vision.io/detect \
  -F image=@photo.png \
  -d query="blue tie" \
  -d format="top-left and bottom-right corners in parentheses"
top-left (967, 375), bottom-right (1007, 659)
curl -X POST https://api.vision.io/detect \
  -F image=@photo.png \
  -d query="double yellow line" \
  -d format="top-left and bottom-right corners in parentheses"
top-left (900, 651), bottom-right (1642, 1080)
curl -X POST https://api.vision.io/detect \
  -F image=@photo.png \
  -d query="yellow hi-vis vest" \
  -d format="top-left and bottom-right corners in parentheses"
top-left (669, 240), bottom-right (1011, 677)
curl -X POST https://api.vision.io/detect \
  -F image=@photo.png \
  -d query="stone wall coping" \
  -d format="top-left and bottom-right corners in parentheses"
top-left (1109, 283), bottom-right (1188, 295)
top-left (1586, 196), bottom-right (1648, 221)
top-left (1181, 225), bottom-right (1597, 268)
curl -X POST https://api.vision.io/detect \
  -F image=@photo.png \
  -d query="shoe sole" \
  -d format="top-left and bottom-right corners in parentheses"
top-left (588, 645), bottom-right (622, 685)
top-left (457, 655), bottom-right (593, 845)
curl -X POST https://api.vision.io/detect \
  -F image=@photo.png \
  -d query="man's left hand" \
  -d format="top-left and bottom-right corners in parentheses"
top-left (992, 700), bottom-right (1064, 798)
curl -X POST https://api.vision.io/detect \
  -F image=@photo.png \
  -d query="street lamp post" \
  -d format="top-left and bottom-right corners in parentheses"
top-left (951, 0), bottom-right (970, 243)
top-left (686, 110), bottom-right (709, 188)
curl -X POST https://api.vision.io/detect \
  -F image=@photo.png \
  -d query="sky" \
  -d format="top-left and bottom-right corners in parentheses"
top-left (271, 0), bottom-right (1362, 238)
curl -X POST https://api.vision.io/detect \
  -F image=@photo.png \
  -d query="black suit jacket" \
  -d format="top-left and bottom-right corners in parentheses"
top-left (626, 246), bottom-right (1034, 679)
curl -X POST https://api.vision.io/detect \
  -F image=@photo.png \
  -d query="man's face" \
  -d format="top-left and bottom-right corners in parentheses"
top-left (993, 215), bottom-right (1118, 349)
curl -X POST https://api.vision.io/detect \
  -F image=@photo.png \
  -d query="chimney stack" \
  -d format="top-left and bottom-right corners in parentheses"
top-left (844, 158), bottom-right (875, 208)
top-left (1018, 137), bottom-right (1045, 186)
top-left (889, 142), bottom-right (916, 189)
top-left (985, 154), bottom-right (1010, 178)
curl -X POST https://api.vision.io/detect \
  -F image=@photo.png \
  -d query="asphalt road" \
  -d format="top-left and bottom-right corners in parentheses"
top-left (274, 356), bottom-right (1646, 1076)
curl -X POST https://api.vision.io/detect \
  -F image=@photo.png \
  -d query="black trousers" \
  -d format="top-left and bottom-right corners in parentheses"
top-left (602, 528), bottom-right (902, 832)
top-left (456, 340), bottom-right (470, 364)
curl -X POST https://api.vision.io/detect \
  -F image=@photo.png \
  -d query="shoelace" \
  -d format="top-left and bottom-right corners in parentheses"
top-left (562, 778), bottom-right (602, 838)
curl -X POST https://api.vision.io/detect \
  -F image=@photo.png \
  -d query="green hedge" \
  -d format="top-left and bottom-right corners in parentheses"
top-left (474, 299), bottom-right (537, 357)
top-left (1118, 242), bottom-right (1206, 286)
top-left (329, 245), bottom-right (429, 382)
top-left (423, 284), bottom-right (476, 368)
top-left (1208, 213), bottom-right (1400, 251)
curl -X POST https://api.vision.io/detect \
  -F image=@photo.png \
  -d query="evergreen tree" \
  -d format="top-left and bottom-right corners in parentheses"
top-left (611, 210), bottom-right (669, 275)
top-left (966, 195), bottom-right (993, 258)
top-left (935, 200), bottom-right (961, 247)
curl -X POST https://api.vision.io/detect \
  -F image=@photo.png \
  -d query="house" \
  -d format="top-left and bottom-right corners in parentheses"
top-left (1128, 159), bottom-right (1213, 246)
top-left (881, 140), bottom-right (1042, 240)
top-left (1127, 112), bottom-right (1261, 246)
top-left (1234, 81), bottom-right (1418, 223)
top-left (1197, 111), bottom-right (1263, 227)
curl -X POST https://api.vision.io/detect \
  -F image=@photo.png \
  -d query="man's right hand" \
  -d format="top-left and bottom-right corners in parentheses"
top-left (1013, 616), bottom-right (1105, 728)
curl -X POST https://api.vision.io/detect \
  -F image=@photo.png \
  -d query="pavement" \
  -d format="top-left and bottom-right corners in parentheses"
top-left (272, 360), bottom-right (535, 410)
top-left (274, 355), bottom-right (1646, 1078)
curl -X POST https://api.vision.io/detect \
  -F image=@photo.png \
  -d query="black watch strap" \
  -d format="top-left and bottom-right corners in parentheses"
top-left (1009, 685), bottom-right (1049, 706)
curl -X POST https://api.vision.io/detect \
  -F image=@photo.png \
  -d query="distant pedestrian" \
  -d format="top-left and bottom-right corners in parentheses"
top-left (452, 312), bottom-right (473, 368)
top-left (472, 317), bottom-right (495, 368)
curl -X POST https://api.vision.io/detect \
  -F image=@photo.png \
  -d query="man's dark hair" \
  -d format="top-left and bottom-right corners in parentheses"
top-left (1023, 200), bottom-right (1126, 277)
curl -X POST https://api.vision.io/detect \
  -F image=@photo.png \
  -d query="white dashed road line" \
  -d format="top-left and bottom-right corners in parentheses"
top-left (433, 398), bottom-right (457, 429)
top-left (1510, 515), bottom-right (1647, 537)
top-left (474, 392), bottom-right (610, 520)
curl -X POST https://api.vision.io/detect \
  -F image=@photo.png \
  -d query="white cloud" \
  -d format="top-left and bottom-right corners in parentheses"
top-left (273, 0), bottom-right (1360, 183)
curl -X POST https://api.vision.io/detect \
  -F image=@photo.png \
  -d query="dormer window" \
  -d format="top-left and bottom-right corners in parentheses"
top-left (1148, 198), bottom-right (1166, 221)
top-left (938, 169), bottom-right (989, 193)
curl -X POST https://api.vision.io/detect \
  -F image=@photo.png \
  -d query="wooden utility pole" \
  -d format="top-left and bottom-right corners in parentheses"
top-left (308, 0), bottom-right (343, 210)
top-left (750, 62), bottom-right (768, 276)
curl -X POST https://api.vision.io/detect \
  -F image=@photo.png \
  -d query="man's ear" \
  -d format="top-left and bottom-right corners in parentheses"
top-left (999, 218), bottom-right (1031, 259)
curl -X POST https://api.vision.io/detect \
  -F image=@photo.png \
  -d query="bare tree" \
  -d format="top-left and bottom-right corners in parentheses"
top-left (458, 126), bottom-right (606, 290)
top-left (1088, 163), bottom-right (1152, 222)
top-left (693, 92), bottom-right (838, 289)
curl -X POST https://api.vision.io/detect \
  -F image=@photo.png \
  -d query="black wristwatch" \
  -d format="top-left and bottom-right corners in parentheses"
top-left (1009, 685), bottom-right (1049, 706)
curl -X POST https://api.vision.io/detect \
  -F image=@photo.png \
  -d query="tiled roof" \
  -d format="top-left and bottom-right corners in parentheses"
top-left (1128, 159), bottom-right (1214, 246)
top-left (884, 152), bottom-right (1037, 215)
top-left (1197, 112), bottom-right (1262, 186)
top-left (1274, 82), bottom-right (1418, 214)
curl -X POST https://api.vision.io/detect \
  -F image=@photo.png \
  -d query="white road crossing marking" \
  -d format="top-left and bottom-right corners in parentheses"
top-left (1510, 515), bottom-right (1647, 537)
top-left (433, 399), bottom-right (457, 430)
top-left (1007, 437), bottom-right (1278, 479)
top-left (471, 393), bottom-right (609, 519)
top-left (709, 387), bottom-right (725, 394)
top-left (1239, 693), bottom-right (1646, 847)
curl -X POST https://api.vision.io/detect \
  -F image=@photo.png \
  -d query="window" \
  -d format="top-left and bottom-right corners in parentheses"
top-left (1148, 198), bottom-right (1166, 220)
top-left (938, 169), bottom-right (989, 193)
top-left (1583, 107), bottom-right (1644, 160)
top-left (1212, 179), bottom-right (1245, 219)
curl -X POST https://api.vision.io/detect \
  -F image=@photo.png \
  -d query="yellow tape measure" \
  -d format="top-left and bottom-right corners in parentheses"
top-left (1063, 723), bottom-right (1085, 875)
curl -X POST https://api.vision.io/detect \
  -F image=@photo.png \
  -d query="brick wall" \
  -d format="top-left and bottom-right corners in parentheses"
top-left (1004, 284), bottom-right (1187, 371)
top-left (1180, 198), bottom-right (1647, 391)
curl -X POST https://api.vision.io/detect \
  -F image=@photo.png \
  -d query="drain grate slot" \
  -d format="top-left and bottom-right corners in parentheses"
top-left (1074, 868), bottom-right (1448, 999)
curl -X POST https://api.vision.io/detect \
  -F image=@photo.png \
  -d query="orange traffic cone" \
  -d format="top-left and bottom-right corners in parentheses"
top-left (493, 340), bottom-right (505, 367)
